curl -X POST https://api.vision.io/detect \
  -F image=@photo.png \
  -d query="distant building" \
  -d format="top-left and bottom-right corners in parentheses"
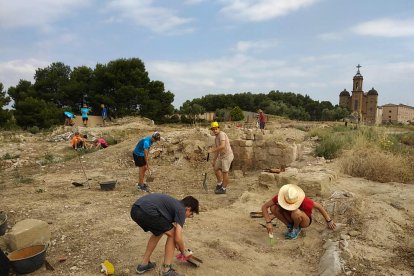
top-left (381, 104), bottom-right (414, 124)
top-left (339, 64), bottom-right (379, 124)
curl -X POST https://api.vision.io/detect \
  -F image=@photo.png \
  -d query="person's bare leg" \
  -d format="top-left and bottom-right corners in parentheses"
top-left (222, 171), bottom-right (230, 188)
top-left (214, 168), bottom-right (222, 184)
top-left (139, 166), bottom-right (147, 184)
top-left (141, 234), bottom-right (163, 264)
top-left (290, 209), bottom-right (310, 228)
top-left (270, 205), bottom-right (291, 226)
top-left (163, 229), bottom-right (176, 272)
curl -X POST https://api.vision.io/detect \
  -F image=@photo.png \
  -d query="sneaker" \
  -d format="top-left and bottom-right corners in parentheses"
top-left (214, 187), bottom-right (226, 194)
top-left (284, 223), bottom-right (293, 238)
top-left (215, 183), bottom-right (222, 191)
top-left (136, 261), bottom-right (156, 274)
top-left (136, 184), bottom-right (150, 192)
top-left (286, 227), bottom-right (302, 240)
top-left (162, 268), bottom-right (180, 276)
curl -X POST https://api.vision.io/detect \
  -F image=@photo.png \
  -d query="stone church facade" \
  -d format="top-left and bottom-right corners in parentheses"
top-left (339, 65), bottom-right (379, 124)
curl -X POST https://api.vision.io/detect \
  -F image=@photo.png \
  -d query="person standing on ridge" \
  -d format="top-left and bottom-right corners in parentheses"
top-left (133, 132), bottom-right (161, 192)
top-left (80, 104), bottom-right (91, 127)
top-left (258, 109), bottom-right (266, 134)
top-left (101, 104), bottom-right (108, 126)
top-left (208, 122), bottom-right (234, 194)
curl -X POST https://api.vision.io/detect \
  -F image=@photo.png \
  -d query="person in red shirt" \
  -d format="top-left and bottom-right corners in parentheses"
top-left (94, 138), bottom-right (109, 149)
top-left (258, 109), bottom-right (266, 134)
top-left (261, 184), bottom-right (336, 240)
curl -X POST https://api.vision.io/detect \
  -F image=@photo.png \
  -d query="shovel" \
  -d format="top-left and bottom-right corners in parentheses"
top-left (146, 169), bottom-right (155, 183)
top-left (72, 153), bottom-right (90, 188)
top-left (201, 153), bottom-right (209, 192)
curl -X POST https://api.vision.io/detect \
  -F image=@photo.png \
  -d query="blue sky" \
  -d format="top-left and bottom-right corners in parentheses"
top-left (1, 0), bottom-right (414, 108)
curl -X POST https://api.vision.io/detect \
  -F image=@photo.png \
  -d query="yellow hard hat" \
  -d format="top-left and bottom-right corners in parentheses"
top-left (210, 121), bottom-right (219, 129)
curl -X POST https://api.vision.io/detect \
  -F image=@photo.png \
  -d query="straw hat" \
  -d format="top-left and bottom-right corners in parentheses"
top-left (277, 184), bottom-right (305, 211)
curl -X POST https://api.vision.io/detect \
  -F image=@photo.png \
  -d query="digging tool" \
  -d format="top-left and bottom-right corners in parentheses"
top-left (187, 255), bottom-right (203, 267)
top-left (146, 169), bottom-right (155, 183)
top-left (76, 152), bottom-right (90, 188)
top-left (201, 153), bottom-right (209, 192)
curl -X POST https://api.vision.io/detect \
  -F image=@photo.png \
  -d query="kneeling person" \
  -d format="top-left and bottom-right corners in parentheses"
top-left (261, 184), bottom-right (336, 240)
top-left (131, 193), bottom-right (199, 275)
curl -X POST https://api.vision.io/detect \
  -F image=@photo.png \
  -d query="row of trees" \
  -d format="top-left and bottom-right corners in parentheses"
top-left (1, 58), bottom-right (175, 129)
top-left (0, 57), bottom-right (349, 130)
top-left (180, 91), bottom-right (349, 121)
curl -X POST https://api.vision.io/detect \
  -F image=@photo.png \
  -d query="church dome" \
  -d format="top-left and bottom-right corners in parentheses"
top-left (367, 87), bottom-right (378, 95)
top-left (340, 89), bottom-right (350, 96)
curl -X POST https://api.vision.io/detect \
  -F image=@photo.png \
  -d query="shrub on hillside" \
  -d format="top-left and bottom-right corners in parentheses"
top-left (339, 143), bottom-right (414, 183)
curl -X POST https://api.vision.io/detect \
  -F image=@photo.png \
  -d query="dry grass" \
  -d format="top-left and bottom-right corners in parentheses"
top-left (339, 139), bottom-right (414, 183)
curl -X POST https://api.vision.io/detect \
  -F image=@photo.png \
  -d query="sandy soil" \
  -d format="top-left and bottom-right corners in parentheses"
top-left (0, 117), bottom-right (413, 276)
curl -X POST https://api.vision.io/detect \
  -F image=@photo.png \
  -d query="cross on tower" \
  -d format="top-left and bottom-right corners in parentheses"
top-left (356, 64), bottom-right (362, 73)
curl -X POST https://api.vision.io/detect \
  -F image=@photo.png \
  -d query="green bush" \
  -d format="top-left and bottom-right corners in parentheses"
top-left (28, 126), bottom-right (40, 134)
top-left (314, 135), bottom-right (346, 159)
top-left (230, 106), bottom-right (244, 121)
top-left (104, 135), bottom-right (118, 145)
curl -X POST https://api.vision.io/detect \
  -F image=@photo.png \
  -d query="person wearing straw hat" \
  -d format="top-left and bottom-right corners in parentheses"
top-left (208, 121), bottom-right (234, 194)
top-left (261, 184), bottom-right (336, 240)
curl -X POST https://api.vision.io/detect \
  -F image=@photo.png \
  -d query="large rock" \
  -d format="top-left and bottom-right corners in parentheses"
top-left (7, 219), bottom-right (50, 250)
top-left (258, 172), bottom-right (276, 188)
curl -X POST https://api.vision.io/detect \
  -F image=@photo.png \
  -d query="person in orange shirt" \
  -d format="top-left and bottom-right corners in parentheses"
top-left (71, 132), bottom-right (85, 150)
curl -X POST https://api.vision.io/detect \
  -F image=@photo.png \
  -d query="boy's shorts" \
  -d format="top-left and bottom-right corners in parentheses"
top-left (130, 205), bottom-right (173, 236)
top-left (133, 153), bottom-right (146, 167)
top-left (214, 153), bottom-right (234, 172)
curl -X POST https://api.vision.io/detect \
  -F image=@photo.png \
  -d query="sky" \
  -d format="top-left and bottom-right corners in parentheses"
top-left (1, 0), bottom-right (414, 108)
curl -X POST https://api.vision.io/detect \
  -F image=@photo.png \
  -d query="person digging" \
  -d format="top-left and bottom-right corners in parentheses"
top-left (133, 131), bottom-right (161, 192)
top-left (208, 122), bottom-right (234, 194)
top-left (261, 184), bottom-right (336, 240)
top-left (131, 193), bottom-right (199, 276)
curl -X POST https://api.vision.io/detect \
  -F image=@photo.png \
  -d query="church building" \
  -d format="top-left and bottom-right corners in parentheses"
top-left (339, 65), bottom-right (379, 124)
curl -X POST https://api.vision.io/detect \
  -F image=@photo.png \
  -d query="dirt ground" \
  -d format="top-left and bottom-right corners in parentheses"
top-left (0, 117), bottom-right (413, 276)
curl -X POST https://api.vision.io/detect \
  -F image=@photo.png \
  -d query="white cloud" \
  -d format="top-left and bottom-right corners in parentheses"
top-left (0, 0), bottom-right (92, 29)
top-left (147, 54), bottom-right (318, 105)
top-left (317, 32), bottom-right (343, 41)
top-left (219, 0), bottom-right (318, 22)
top-left (184, 0), bottom-right (206, 4)
top-left (0, 59), bottom-right (50, 89)
top-left (105, 0), bottom-right (194, 34)
top-left (234, 39), bottom-right (279, 53)
top-left (352, 18), bottom-right (414, 37)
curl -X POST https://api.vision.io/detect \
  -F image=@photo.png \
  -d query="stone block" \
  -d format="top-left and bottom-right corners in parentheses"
top-left (258, 172), bottom-right (275, 188)
top-left (268, 147), bottom-right (282, 156)
top-left (239, 140), bottom-right (253, 147)
top-left (254, 133), bottom-right (264, 140)
top-left (253, 140), bottom-right (266, 147)
top-left (298, 172), bottom-right (334, 197)
top-left (7, 219), bottom-right (50, 250)
top-left (233, 170), bottom-right (244, 179)
top-left (245, 133), bottom-right (254, 140)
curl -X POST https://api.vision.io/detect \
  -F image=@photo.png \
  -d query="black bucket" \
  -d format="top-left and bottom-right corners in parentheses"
top-left (8, 244), bottom-right (47, 274)
top-left (0, 212), bottom-right (7, 236)
top-left (100, 180), bottom-right (117, 191)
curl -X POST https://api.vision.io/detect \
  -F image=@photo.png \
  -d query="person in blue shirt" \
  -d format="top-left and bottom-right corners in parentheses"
top-left (101, 104), bottom-right (108, 126)
top-left (133, 132), bottom-right (161, 192)
top-left (64, 111), bottom-right (75, 126)
top-left (80, 104), bottom-right (91, 127)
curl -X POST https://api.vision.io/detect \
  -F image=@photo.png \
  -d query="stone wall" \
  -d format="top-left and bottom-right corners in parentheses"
top-left (231, 131), bottom-right (303, 171)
